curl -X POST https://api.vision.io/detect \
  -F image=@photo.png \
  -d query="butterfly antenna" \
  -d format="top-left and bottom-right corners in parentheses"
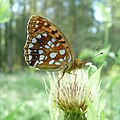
top-left (82, 52), bottom-right (103, 63)
top-left (95, 45), bottom-right (101, 50)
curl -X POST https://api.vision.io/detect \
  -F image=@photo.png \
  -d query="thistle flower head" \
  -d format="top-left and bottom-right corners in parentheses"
top-left (48, 65), bottom-right (104, 120)
top-left (55, 70), bottom-right (92, 111)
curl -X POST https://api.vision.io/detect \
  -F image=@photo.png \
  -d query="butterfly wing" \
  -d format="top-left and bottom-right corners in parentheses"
top-left (24, 15), bottom-right (74, 70)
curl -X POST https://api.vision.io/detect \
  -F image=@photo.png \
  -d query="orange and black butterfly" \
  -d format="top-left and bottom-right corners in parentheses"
top-left (24, 15), bottom-right (84, 75)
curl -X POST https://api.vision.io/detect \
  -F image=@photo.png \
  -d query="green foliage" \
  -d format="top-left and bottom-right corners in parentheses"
top-left (116, 49), bottom-right (120, 64)
top-left (0, 71), bottom-right (50, 120)
top-left (0, 0), bottom-right (11, 23)
top-left (102, 65), bottom-right (120, 120)
top-left (4, 104), bottom-right (22, 120)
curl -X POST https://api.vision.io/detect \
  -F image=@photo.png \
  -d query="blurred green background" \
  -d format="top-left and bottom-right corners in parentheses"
top-left (0, 0), bottom-right (120, 120)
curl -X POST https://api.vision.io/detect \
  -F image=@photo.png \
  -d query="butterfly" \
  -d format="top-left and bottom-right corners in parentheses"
top-left (24, 15), bottom-right (85, 76)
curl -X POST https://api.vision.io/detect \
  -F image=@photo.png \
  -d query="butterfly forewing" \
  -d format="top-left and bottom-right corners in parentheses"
top-left (24, 15), bottom-right (74, 70)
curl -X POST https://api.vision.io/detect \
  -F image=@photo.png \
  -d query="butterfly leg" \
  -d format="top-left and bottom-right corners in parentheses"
top-left (67, 71), bottom-right (77, 82)
top-left (57, 65), bottom-right (68, 100)
top-left (58, 65), bottom-right (68, 82)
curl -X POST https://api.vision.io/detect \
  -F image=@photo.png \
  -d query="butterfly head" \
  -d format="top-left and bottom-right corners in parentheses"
top-left (65, 58), bottom-right (85, 73)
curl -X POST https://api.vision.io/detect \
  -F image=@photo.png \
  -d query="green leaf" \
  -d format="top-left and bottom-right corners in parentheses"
top-left (89, 65), bottom-right (103, 88)
top-left (87, 66), bottom-right (105, 120)
top-left (87, 63), bottom-right (97, 78)
top-left (0, 0), bottom-right (11, 23)
top-left (85, 97), bottom-right (98, 120)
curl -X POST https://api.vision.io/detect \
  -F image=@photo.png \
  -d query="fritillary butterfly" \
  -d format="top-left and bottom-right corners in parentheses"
top-left (24, 15), bottom-right (84, 75)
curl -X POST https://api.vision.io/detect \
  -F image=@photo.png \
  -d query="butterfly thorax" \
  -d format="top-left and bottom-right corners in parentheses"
top-left (65, 58), bottom-right (84, 73)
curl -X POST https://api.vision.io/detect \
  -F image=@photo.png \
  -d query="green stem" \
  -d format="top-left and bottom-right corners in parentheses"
top-left (104, 25), bottom-right (109, 47)
top-left (64, 110), bottom-right (87, 120)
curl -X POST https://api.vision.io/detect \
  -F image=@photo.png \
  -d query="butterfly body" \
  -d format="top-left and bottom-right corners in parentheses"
top-left (24, 15), bottom-right (84, 73)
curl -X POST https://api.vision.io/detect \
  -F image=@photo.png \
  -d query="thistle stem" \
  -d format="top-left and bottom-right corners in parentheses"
top-left (64, 110), bottom-right (87, 120)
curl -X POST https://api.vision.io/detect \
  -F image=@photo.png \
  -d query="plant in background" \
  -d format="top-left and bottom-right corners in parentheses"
top-left (48, 65), bottom-right (105, 120)
top-left (0, 0), bottom-right (11, 23)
